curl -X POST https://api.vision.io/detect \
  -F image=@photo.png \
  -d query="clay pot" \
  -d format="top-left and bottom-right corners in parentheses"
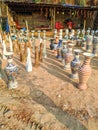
top-left (78, 52), bottom-right (94, 90)
top-left (71, 49), bottom-right (82, 79)
top-left (64, 43), bottom-right (74, 70)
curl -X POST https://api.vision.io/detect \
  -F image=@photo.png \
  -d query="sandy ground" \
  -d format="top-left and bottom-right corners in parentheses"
top-left (0, 38), bottom-right (98, 130)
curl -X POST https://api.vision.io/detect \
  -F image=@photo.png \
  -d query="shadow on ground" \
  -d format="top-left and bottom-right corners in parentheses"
top-left (30, 88), bottom-right (88, 130)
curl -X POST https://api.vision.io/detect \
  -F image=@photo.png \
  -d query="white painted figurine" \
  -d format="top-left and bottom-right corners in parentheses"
top-left (26, 47), bottom-right (32, 72)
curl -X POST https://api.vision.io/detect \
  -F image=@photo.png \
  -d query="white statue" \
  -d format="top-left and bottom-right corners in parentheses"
top-left (26, 47), bottom-right (32, 72)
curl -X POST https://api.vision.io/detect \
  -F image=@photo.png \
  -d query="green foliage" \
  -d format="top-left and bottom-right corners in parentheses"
top-left (78, 0), bottom-right (86, 6)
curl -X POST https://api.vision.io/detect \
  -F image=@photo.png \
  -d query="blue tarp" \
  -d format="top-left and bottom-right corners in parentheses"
top-left (62, 4), bottom-right (83, 8)
top-left (6, 18), bottom-right (10, 33)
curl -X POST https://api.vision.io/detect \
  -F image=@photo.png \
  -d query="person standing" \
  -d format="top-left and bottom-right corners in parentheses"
top-left (67, 21), bottom-right (74, 32)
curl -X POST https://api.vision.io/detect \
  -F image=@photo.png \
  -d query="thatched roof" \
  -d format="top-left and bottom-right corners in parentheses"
top-left (4, 0), bottom-right (98, 13)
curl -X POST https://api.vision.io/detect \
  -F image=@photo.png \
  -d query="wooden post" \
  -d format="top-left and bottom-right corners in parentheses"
top-left (39, 43), bottom-right (43, 62)
top-left (19, 44), bottom-right (23, 62)
top-left (83, 19), bottom-right (86, 31)
top-left (6, 6), bottom-right (10, 32)
top-left (25, 20), bottom-right (28, 31)
top-left (13, 40), bottom-right (17, 54)
top-left (34, 46), bottom-right (40, 67)
top-left (53, 8), bottom-right (56, 29)
top-left (43, 39), bottom-right (47, 58)
top-left (19, 43), bottom-right (26, 63)
top-left (0, 60), bottom-right (2, 78)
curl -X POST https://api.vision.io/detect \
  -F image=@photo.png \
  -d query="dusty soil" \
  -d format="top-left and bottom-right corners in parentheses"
top-left (0, 38), bottom-right (98, 130)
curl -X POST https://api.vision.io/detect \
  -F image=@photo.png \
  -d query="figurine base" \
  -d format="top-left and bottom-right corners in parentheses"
top-left (64, 64), bottom-right (70, 70)
top-left (8, 81), bottom-right (18, 89)
top-left (77, 83), bottom-right (87, 90)
top-left (70, 74), bottom-right (78, 79)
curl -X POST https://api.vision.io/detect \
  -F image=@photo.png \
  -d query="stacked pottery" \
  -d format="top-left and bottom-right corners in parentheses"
top-left (64, 43), bottom-right (74, 70)
top-left (71, 49), bottom-right (82, 79)
top-left (78, 52), bottom-right (94, 90)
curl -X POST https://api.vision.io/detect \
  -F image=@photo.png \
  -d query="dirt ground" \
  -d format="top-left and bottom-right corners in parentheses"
top-left (0, 38), bottom-right (98, 130)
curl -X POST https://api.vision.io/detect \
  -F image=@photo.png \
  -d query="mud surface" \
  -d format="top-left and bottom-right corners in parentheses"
top-left (0, 39), bottom-right (98, 130)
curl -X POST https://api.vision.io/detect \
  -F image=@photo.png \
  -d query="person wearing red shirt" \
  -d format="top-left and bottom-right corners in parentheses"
top-left (67, 21), bottom-right (74, 32)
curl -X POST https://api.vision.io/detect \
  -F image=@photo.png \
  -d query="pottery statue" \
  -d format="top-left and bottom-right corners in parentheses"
top-left (78, 52), bottom-right (94, 90)
top-left (50, 38), bottom-right (54, 50)
top-left (5, 57), bottom-right (18, 89)
top-left (64, 43), bottom-right (74, 70)
top-left (92, 36), bottom-right (98, 56)
top-left (56, 40), bottom-right (62, 59)
top-left (71, 49), bottom-right (82, 79)
top-left (86, 35), bottom-right (93, 52)
top-left (61, 40), bottom-right (67, 63)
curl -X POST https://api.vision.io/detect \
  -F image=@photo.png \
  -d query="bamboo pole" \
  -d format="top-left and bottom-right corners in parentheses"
top-left (34, 46), bottom-right (40, 67)
top-left (53, 8), bottom-right (56, 29)
top-left (25, 20), bottom-right (28, 31)
top-left (83, 19), bottom-right (86, 31)
top-left (39, 43), bottom-right (43, 62)
top-left (6, 6), bottom-right (10, 32)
